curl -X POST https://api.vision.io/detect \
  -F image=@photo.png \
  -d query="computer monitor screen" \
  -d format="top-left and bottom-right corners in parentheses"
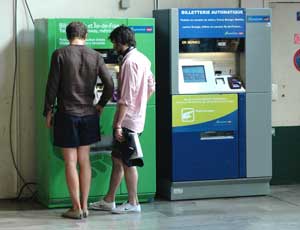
top-left (182, 65), bottom-right (206, 83)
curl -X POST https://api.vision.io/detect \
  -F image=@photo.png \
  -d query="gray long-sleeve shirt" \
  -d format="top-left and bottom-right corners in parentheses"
top-left (43, 45), bottom-right (114, 116)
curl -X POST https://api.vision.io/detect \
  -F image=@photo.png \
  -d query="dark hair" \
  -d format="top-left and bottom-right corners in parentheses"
top-left (109, 25), bottom-right (136, 47)
top-left (66, 21), bottom-right (87, 40)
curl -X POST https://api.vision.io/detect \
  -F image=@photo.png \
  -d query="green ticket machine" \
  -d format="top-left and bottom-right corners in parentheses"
top-left (35, 18), bottom-right (156, 208)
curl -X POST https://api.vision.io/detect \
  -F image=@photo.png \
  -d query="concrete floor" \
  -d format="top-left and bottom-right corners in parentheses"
top-left (1, 185), bottom-right (300, 229)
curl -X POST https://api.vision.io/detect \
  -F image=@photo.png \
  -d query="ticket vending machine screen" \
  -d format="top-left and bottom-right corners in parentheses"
top-left (182, 65), bottom-right (206, 83)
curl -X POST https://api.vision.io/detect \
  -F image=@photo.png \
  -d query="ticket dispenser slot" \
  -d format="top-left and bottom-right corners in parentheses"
top-left (200, 131), bottom-right (234, 140)
top-left (215, 77), bottom-right (225, 85)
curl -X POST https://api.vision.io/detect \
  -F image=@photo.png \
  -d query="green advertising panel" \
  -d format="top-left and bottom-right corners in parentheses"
top-left (172, 94), bottom-right (237, 127)
top-left (54, 19), bottom-right (126, 49)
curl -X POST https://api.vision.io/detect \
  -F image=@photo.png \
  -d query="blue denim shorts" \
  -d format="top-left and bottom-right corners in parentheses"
top-left (53, 112), bottom-right (100, 148)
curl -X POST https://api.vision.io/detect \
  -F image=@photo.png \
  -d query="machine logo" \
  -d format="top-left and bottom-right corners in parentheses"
top-left (129, 26), bottom-right (153, 33)
top-left (247, 15), bottom-right (270, 23)
top-left (181, 108), bottom-right (195, 122)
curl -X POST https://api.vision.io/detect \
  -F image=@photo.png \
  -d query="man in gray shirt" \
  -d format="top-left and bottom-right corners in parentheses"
top-left (43, 21), bottom-right (113, 219)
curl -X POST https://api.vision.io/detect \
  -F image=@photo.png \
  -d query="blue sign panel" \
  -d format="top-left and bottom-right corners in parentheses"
top-left (247, 15), bottom-right (270, 23)
top-left (179, 8), bottom-right (245, 38)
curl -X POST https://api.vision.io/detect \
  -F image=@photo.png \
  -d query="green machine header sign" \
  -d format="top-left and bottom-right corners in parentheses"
top-left (54, 18), bottom-right (154, 49)
top-left (172, 94), bottom-right (237, 127)
top-left (55, 19), bottom-right (126, 48)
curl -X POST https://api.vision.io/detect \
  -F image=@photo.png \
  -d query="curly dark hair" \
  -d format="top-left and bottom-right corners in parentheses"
top-left (109, 25), bottom-right (136, 47)
top-left (66, 21), bottom-right (87, 40)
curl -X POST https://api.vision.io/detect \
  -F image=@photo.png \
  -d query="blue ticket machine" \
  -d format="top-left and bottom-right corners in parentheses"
top-left (154, 8), bottom-right (271, 200)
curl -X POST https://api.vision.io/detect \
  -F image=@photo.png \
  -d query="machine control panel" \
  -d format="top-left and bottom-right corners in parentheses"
top-left (178, 59), bottom-right (245, 94)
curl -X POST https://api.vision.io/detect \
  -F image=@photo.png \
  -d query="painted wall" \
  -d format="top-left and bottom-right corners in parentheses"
top-left (158, 0), bottom-right (239, 8)
top-left (240, 0), bottom-right (263, 8)
top-left (265, 0), bottom-right (300, 184)
top-left (0, 1), bottom-right (18, 198)
top-left (1, 0), bottom-right (241, 198)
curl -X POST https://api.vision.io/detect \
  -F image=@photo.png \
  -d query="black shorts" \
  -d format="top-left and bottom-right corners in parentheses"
top-left (53, 112), bottom-right (100, 148)
top-left (111, 128), bottom-right (142, 166)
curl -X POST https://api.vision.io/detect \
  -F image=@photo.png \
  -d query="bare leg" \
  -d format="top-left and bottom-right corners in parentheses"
top-left (123, 164), bottom-right (139, 205)
top-left (62, 148), bottom-right (81, 210)
top-left (77, 145), bottom-right (91, 211)
top-left (104, 155), bottom-right (124, 202)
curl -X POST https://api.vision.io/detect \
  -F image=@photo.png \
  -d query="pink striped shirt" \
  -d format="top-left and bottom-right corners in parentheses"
top-left (118, 48), bottom-right (155, 133)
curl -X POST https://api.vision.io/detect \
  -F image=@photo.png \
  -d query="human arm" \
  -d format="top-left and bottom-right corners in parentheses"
top-left (43, 51), bottom-right (60, 127)
top-left (147, 73), bottom-right (155, 100)
top-left (45, 111), bottom-right (52, 128)
top-left (97, 56), bottom-right (114, 108)
top-left (113, 62), bottom-right (136, 141)
top-left (113, 103), bottom-right (128, 142)
top-left (95, 104), bottom-right (104, 116)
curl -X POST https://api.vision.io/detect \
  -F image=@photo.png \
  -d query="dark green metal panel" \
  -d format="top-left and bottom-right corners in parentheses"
top-left (271, 126), bottom-right (300, 185)
top-left (35, 19), bottom-right (51, 205)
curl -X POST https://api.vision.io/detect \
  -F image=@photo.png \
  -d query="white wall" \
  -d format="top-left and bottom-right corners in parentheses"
top-left (1, 0), bottom-right (245, 198)
top-left (158, 0), bottom-right (239, 8)
top-left (0, 1), bottom-right (18, 198)
top-left (241, 0), bottom-right (263, 8)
